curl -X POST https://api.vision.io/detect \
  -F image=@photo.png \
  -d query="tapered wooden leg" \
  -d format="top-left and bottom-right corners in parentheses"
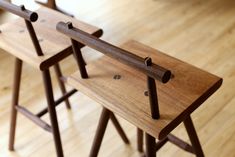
top-left (109, 112), bottom-right (129, 144)
top-left (9, 58), bottom-right (22, 151)
top-left (137, 128), bottom-right (144, 152)
top-left (42, 69), bottom-right (64, 157)
top-left (47, 0), bottom-right (56, 9)
top-left (36, 0), bottom-right (56, 9)
top-left (145, 133), bottom-right (156, 157)
top-left (89, 107), bottom-right (110, 157)
top-left (54, 63), bottom-right (71, 109)
top-left (184, 116), bottom-right (204, 157)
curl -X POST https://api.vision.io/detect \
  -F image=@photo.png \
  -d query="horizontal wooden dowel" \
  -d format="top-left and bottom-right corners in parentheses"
top-left (36, 89), bottom-right (77, 117)
top-left (167, 134), bottom-right (194, 154)
top-left (0, 1), bottom-right (38, 22)
top-left (56, 22), bottom-right (171, 83)
top-left (15, 105), bottom-right (52, 132)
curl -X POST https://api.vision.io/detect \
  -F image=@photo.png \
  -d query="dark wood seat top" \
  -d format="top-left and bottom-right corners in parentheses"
top-left (66, 40), bottom-right (222, 140)
top-left (0, 6), bottom-right (102, 70)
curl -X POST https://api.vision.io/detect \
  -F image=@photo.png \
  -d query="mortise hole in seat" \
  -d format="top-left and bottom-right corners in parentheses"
top-left (144, 91), bottom-right (149, 96)
top-left (113, 74), bottom-right (121, 80)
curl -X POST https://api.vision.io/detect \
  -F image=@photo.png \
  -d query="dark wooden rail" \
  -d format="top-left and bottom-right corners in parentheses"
top-left (0, 1), bottom-right (38, 22)
top-left (56, 22), bottom-right (171, 83)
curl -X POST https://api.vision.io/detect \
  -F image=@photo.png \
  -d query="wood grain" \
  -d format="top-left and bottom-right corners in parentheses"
top-left (66, 40), bottom-right (222, 140)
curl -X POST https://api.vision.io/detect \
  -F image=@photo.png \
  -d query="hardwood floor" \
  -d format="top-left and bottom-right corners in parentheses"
top-left (0, 0), bottom-right (235, 156)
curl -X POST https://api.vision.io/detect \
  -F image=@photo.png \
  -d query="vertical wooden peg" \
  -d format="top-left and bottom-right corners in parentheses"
top-left (145, 57), bottom-right (160, 119)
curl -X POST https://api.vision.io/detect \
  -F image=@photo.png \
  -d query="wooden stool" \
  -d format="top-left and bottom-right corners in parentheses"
top-left (0, 2), bottom-right (102, 157)
top-left (57, 22), bottom-right (222, 157)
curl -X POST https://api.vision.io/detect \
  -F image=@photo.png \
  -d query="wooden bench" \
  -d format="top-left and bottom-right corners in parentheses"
top-left (57, 22), bottom-right (222, 157)
top-left (0, 2), bottom-right (102, 157)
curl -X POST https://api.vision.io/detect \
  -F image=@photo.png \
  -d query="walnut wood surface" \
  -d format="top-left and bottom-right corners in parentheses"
top-left (0, 6), bottom-right (102, 70)
top-left (66, 40), bottom-right (222, 140)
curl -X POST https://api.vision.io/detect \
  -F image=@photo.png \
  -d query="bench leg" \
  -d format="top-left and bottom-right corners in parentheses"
top-left (35, 0), bottom-right (74, 17)
top-left (110, 112), bottom-right (129, 144)
top-left (9, 58), bottom-right (22, 151)
top-left (89, 107), bottom-right (110, 157)
top-left (139, 116), bottom-right (203, 157)
top-left (184, 116), bottom-right (204, 157)
top-left (90, 108), bottom-right (129, 157)
top-left (42, 69), bottom-right (64, 157)
top-left (137, 128), bottom-right (144, 152)
top-left (54, 63), bottom-right (71, 109)
top-left (35, 0), bottom-right (56, 9)
top-left (145, 133), bottom-right (156, 157)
